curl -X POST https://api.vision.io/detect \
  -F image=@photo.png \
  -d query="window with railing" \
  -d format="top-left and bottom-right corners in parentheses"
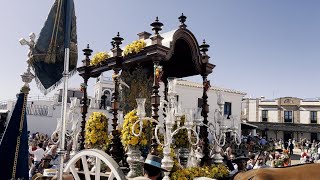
top-left (262, 110), bottom-right (268, 122)
top-left (284, 111), bottom-right (293, 123)
top-left (26, 105), bottom-right (49, 116)
top-left (310, 111), bottom-right (317, 124)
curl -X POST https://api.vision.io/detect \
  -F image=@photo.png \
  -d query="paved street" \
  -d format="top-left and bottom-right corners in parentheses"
top-left (290, 148), bottom-right (303, 165)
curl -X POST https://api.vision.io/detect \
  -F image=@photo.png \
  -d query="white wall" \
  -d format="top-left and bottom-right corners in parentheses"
top-left (159, 82), bottom-right (245, 137)
top-left (248, 100), bottom-right (257, 122)
top-left (268, 110), bottom-right (278, 123)
top-left (300, 111), bottom-right (310, 124)
top-left (27, 104), bottom-right (115, 135)
top-left (26, 80), bottom-right (245, 137)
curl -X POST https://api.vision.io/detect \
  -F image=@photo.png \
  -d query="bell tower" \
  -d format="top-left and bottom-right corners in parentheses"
top-left (92, 73), bottom-right (114, 108)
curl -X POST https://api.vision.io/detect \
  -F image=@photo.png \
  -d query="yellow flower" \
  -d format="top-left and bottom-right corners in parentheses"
top-left (170, 164), bottom-right (229, 179)
top-left (121, 109), bottom-right (150, 147)
top-left (90, 52), bottom-right (110, 66)
top-left (141, 139), bottom-right (148, 146)
top-left (123, 40), bottom-right (146, 56)
top-left (85, 112), bottom-right (110, 148)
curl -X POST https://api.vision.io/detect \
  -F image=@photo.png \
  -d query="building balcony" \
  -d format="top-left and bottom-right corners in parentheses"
top-left (26, 105), bottom-right (50, 116)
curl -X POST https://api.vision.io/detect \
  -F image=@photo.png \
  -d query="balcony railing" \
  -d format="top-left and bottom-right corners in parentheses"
top-left (284, 118), bottom-right (293, 123)
top-left (26, 105), bottom-right (49, 116)
top-left (310, 119), bottom-right (317, 124)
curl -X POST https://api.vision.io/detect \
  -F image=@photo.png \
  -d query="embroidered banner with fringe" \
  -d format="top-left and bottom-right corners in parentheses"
top-left (30, 0), bottom-right (78, 94)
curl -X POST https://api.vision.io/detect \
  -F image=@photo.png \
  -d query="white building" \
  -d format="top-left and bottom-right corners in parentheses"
top-left (242, 96), bottom-right (320, 142)
top-left (0, 75), bottom-right (246, 138)
top-left (172, 79), bottom-right (246, 137)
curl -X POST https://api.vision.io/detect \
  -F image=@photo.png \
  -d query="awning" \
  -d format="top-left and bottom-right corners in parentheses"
top-left (241, 122), bottom-right (258, 130)
top-left (248, 121), bottom-right (320, 133)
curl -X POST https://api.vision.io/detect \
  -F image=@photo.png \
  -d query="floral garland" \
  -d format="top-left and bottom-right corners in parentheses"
top-left (123, 40), bottom-right (146, 56)
top-left (121, 110), bottom-right (150, 147)
top-left (90, 52), bottom-right (110, 66)
top-left (85, 112), bottom-right (110, 150)
top-left (170, 164), bottom-right (229, 180)
top-left (273, 151), bottom-right (290, 167)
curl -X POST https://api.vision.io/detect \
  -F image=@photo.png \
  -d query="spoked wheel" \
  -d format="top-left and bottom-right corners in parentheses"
top-left (64, 149), bottom-right (126, 180)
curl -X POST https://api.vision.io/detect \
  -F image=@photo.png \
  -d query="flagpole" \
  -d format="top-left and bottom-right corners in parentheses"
top-left (58, 48), bottom-right (69, 179)
top-left (58, 0), bottom-right (73, 179)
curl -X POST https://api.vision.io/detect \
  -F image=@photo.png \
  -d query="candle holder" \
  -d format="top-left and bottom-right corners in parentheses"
top-left (197, 93), bottom-right (241, 163)
top-left (132, 98), bottom-right (159, 137)
top-left (133, 77), bottom-right (201, 179)
top-left (155, 77), bottom-right (200, 180)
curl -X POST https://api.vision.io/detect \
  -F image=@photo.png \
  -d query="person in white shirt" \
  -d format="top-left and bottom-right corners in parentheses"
top-left (46, 145), bottom-right (60, 168)
top-left (253, 155), bottom-right (270, 169)
top-left (246, 154), bottom-right (256, 170)
top-left (29, 142), bottom-right (45, 165)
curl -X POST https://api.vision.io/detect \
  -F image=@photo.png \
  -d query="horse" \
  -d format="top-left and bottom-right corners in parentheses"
top-left (233, 163), bottom-right (320, 180)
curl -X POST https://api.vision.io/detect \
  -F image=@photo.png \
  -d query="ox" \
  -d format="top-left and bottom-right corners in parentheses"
top-left (233, 163), bottom-right (320, 180)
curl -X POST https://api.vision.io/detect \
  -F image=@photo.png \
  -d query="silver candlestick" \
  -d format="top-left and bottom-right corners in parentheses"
top-left (155, 77), bottom-right (200, 180)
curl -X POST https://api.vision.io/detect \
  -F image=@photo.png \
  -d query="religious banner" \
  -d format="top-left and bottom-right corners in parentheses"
top-left (30, 0), bottom-right (78, 94)
top-left (0, 93), bottom-right (29, 179)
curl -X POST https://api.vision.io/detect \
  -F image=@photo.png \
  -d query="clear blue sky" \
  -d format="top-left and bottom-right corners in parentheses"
top-left (0, 0), bottom-right (319, 101)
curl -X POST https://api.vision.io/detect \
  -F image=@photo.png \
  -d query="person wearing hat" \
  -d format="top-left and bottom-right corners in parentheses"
top-left (233, 156), bottom-right (249, 171)
top-left (46, 145), bottom-right (60, 168)
top-left (253, 154), bottom-right (270, 169)
top-left (29, 154), bottom-right (56, 178)
top-left (246, 154), bottom-right (256, 170)
top-left (229, 156), bottom-right (249, 178)
top-left (131, 154), bottom-right (167, 180)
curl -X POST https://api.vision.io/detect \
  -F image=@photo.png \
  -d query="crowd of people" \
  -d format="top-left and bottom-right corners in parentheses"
top-left (271, 138), bottom-right (320, 163)
top-left (28, 132), bottom-right (71, 179)
top-left (27, 130), bottom-right (320, 179)
top-left (222, 133), bottom-right (320, 178)
top-left (28, 131), bottom-right (166, 180)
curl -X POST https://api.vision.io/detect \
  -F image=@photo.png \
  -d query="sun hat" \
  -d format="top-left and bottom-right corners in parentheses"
top-left (43, 169), bottom-right (57, 177)
top-left (232, 156), bottom-right (249, 163)
top-left (144, 154), bottom-right (168, 171)
top-left (274, 148), bottom-right (283, 153)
